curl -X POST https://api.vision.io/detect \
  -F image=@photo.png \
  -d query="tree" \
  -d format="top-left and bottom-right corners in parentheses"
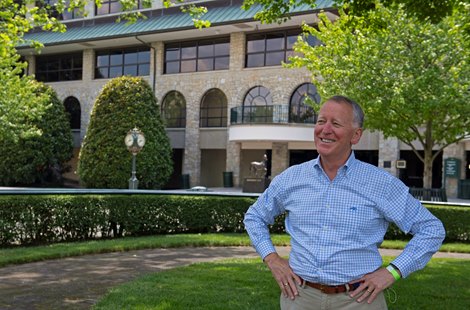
top-left (78, 76), bottom-right (173, 189)
top-left (288, 3), bottom-right (469, 188)
top-left (0, 81), bottom-right (73, 185)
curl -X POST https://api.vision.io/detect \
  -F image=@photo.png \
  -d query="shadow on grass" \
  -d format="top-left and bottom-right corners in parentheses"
top-left (94, 257), bottom-right (470, 310)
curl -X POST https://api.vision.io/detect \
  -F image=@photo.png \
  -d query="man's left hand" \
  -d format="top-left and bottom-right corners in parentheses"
top-left (348, 268), bottom-right (397, 303)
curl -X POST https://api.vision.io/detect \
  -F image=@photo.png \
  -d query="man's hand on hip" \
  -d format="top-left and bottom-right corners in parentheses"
top-left (264, 252), bottom-right (302, 300)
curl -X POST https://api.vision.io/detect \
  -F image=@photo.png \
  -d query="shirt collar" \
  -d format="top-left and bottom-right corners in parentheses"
top-left (313, 151), bottom-right (358, 176)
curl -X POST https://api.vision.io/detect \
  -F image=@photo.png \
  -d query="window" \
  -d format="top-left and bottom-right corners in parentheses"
top-left (95, 47), bottom-right (150, 79)
top-left (242, 86), bottom-right (273, 123)
top-left (164, 38), bottom-right (230, 74)
top-left (37, 0), bottom-right (83, 20)
top-left (289, 83), bottom-right (321, 123)
top-left (64, 97), bottom-right (81, 130)
top-left (162, 91), bottom-right (186, 128)
top-left (36, 53), bottom-right (83, 82)
top-left (246, 29), bottom-right (320, 68)
top-left (95, 0), bottom-right (147, 16)
top-left (200, 89), bottom-right (227, 127)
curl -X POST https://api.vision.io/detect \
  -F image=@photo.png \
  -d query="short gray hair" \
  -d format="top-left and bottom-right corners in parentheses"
top-left (327, 95), bottom-right (364, 128)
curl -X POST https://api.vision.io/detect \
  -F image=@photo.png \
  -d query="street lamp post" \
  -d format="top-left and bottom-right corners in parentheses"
top-left (124, 127), bottom-right (146, 189)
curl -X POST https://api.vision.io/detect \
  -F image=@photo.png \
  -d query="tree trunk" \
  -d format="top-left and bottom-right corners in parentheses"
top-left (423, 147), bottom-right (433, 189)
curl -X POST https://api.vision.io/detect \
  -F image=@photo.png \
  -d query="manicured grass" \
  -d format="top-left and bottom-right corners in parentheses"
top-left (93, 257), bottom-right (470, 310)
top-left (0, 234), bottom-right (469, 267)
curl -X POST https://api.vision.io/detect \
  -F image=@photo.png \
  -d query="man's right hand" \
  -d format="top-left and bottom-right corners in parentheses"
top-left (264, 252), bottom-right (302, 299)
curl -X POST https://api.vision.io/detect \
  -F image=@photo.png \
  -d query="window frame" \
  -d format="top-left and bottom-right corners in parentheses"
top-left (246, 28), bottom-right (317, 68)
top-left (289, 83), bottom-right (321, 124)
top-left (199, 89), bottom-right (228, 128)
top-left (94, 47), bottom-right (150, 79)
top-left (36, 52), bottom-right (83, 82)
top-left (164, 37), bottom-right (230, 74)
top-left (161, 91), bottom-right (187, 128)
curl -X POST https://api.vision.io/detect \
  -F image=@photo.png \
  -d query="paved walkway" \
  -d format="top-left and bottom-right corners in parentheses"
top-left (0, 247), bottom-right (469, 310)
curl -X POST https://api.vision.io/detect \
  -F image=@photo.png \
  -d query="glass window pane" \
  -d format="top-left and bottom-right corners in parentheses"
top-left (181, 46), bottom-right (196, 59)
top-left (246, 54), bottom-right (264, 67)
top-left (138, 50), bottom-right (150, 63)
top-left (265, 51), bottom-right (284, 66)
top-left (110, 52), bottom-right (123, 65)
top-left (124, 51), bottom-right (138, 64)
top-left (73, 55), bottom-right (83, 68)
top-left (198, 44), bottom-right (213, 58)
top-left (109, 66), bottom-right (122, 78)
top-left (95, 68), bottom-right (107, 79)
top-left (287, 34), bottom-right (299, 49)
top-left (138, 64), bottom-right (150, 76)
top-left (214, 42), bottom-right (229, 56)
top-left (61, 57), bottom-right (72, 70)
top-left (96, 54), bottom-right (109, 67)
top-left (181, 60), bottom-right (196, 72)
top-left (110, 1), bottom-right (121, 13)
top-left (47, 60), bottom-right (59, 71)
top-left (214, 56), bottom-right (229, 70)
top-left (198, 59), bottom-right (213, 71)
top-left (96, 4), bottom-right (108, 15)
top-left (266, 34), bottom-right (284, 51)
top-left (165, 47), bottom-right (180, 61)
top-left (48, 72), bottom-right (59, 82)
top-left (165, 61), bottom-right (179, 74)
top-left (123, 65), bottom-right (137, 76)
top-left (247, 38), bottom-right (265, 53)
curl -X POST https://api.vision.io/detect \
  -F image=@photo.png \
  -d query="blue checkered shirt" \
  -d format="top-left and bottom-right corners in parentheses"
top-left (244, 152), bottom-right (445, 285)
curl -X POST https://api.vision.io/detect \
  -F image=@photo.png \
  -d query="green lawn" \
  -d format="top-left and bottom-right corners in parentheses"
top-left (93, 257), bottom-right (470, 310)
top-left (1, 233), bottom-right (469, 267)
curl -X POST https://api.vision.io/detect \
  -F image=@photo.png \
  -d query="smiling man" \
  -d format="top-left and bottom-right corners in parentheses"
top-left (244, 95), bottom-right (445, 310)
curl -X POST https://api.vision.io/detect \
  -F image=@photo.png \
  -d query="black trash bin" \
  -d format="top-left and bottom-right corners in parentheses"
top-left (223, 171), bottom-right (233, 187)
top-left (181, 174), bottom-right (190, 189)
top-left (458, 179), bottom-right (470, 199)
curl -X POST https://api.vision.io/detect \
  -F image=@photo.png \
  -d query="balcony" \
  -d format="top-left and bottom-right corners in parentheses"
top-left (230, 105), bottom-right (315, 125)
top-left (229, 105), bottom-right (316, 142)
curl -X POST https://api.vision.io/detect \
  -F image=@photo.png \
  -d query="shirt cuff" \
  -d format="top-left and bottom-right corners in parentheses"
top-left (254, 239), bottom-right (277, 260)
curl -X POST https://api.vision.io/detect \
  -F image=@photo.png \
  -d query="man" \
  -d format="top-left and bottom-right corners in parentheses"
top-left (244, 95), bottom-right (445, 309)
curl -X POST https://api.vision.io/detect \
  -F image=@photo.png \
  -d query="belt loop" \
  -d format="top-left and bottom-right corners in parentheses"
top-left (345, 283), bottom-right (350, 292)
top-left (300, 278), bottom-right (306, 288)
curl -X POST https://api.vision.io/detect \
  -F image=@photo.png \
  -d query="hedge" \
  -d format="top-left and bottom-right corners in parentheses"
top-left (0, 195), bottom-right (467, 246)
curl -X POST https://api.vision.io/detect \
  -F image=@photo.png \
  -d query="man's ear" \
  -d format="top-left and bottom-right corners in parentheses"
top-left (351, 127), bottom-right (363, 145)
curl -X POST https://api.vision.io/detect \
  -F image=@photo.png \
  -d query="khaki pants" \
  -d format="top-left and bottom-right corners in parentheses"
top-left (280, 284), bottom-right (387, 310)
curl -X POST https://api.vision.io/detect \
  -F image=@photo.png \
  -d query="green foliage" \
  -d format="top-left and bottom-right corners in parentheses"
top-left (78, 76), bottom-right (173, 189)
top-left (0, 194), bottom-right (467, 246)
top-left (289, 3), bottom-right (470, 187)
top-left (0, 82), bottom-right (73, 186)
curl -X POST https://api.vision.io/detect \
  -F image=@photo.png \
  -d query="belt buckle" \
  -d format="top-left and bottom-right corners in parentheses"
top-left (319, 284), bottom-right (328, 294)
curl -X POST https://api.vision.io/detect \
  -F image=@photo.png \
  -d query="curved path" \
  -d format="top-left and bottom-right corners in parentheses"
top-left (0, 247), bottom-right (469, 310)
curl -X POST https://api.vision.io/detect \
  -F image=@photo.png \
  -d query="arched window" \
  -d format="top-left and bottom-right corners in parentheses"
top-left (63, 96), bottom-right (81, 130)
top-left (161, 91), bottom-right (186, 128)
top-left (289, 83), bottom-right (321, 123)
top-left (242, 86), bottom-right (273, 123)
top-left (200, 89), bottom-right (227, 127)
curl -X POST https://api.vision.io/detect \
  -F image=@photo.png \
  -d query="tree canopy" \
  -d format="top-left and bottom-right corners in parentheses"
top-left (288, 3), bottom-right (469, 187)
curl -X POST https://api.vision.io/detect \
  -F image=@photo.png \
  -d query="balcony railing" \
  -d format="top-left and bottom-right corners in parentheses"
top-left (230, 105), bottom-right (316, 125)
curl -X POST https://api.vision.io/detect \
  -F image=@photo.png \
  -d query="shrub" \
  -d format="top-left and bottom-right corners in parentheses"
top-left (0, 194), bottom-right (467, 246)
top-left (78, 76), bottom-right (172, 189)
top-left (0, 82), bottom-right (73, 186)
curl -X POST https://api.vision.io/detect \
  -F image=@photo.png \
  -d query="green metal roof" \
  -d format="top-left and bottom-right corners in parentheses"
top-left (22, 0), bottom-right (334, 47)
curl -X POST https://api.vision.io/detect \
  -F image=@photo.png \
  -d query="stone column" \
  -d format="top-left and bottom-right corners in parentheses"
top-left (230, 32), bottom-right (245, 71)
top-left (271, 142), bottom-right (289, 178)
top-left (226, 141), bottom-right (241, 186)
top-left (183, 91), bottom-right (201, 187)
top-left (443, 142), bottom-right (466, 198)
top-left (378, 134), bottom-right (400, 177)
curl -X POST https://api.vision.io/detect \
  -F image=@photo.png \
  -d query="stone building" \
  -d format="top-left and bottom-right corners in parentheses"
top-left (19, 0), bottom-right (470, 197)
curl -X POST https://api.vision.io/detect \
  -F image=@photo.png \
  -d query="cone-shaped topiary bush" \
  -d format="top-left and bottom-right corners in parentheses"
top-left (0, 81), bottom-right (73, 186)
top-left (78, 76), bottom-right (172, 189)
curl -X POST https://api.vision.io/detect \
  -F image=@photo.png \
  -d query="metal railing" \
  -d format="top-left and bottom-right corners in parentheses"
top-left (230, 105), bottom-right (316, 125)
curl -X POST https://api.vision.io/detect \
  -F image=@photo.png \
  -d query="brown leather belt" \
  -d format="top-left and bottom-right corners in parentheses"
top-left (303, 280), bottom-right (351, 294)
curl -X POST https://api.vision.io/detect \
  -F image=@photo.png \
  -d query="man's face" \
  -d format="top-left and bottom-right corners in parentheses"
top-left (314, 100), bottom-right (362, 162)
